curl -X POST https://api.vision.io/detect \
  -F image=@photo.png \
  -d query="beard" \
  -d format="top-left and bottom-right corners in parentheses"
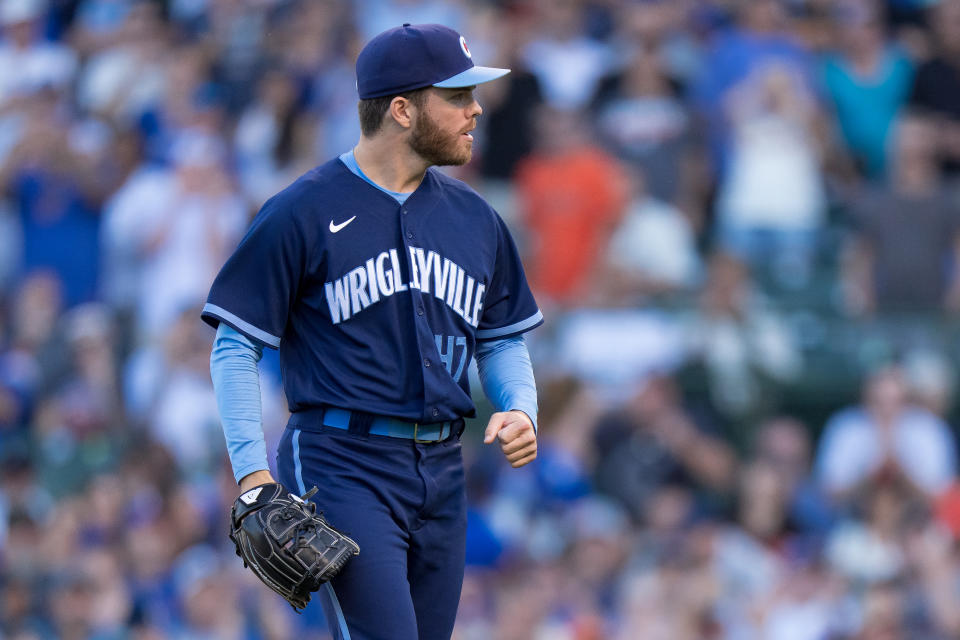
top-left (409, 109), bottom-right (472, 167)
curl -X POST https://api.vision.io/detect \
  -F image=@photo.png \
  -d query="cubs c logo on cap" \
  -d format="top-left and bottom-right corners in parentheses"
top-left (356, 24), bottom-right (508, 98)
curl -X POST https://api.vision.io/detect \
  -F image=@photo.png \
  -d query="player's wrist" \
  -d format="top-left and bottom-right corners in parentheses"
top-left (239, 469), bottom-right (276, 492)
top-left (509, 409), bottom-right (537, 434)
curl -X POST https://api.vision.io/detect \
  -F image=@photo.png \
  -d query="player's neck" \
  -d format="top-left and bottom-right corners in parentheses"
top-left (353, 136), bottom-right (429, 193)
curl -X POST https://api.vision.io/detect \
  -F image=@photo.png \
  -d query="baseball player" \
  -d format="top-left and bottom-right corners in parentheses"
top-left (203, 23), bottom-right (542, 640)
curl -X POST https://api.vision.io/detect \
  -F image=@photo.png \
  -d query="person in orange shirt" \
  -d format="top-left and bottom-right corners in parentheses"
top-left (515, 107), bottom-right (629, 306)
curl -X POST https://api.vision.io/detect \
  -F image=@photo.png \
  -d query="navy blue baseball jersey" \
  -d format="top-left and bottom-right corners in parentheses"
top-left (202, 158), bottom-right (542, 423)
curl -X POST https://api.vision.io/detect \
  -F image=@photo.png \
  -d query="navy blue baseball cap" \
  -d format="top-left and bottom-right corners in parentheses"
top-left (356, 23), bottom-right (510, 99)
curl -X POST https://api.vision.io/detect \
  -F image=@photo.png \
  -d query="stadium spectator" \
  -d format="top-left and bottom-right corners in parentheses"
top-left (477, 23), bottom-right (544, 184)
top-left (561, 497), bottom-right (632, 624)
top-left (751, 416), bottom-right (835, 535)
top-left (910, 0), bottom-right (960, 176)
top-left (144, 308), bottom-right (222, 480)
top-left (713, 61), bottom-right (827, 287)
top-left (755, 564), bottom-right (841, 640)
top-left (0, 87), bottom-right (103, 307)
top-left (0, 0), bottom-right (77, 109)
top-left (171, 545), bottom-right (246, 639)
top-left (354, 0), bottom-right (466, 42)
top-left (613, 549), bottom-right (718, 640)
top-left (69, 0), bottom-right (137, 57)
top-left (29, 302), bottom-right (126, 494)
top-left (591, 374), bottom-right (735, 521)
top-left (903, 347), bottom-right (957, 419)
top-left (309, 29), bottom-right (364, 167)
top-left (912, 502), bottom-right (960, 635)
top-left (6, 271), bottom-right (62, 394)
top-left (595, 171), bottom-right (701, 305)
top-left (821, 0), bottom-right (915, 180)
top-left (73, 548), bottom-right (133, 636)
top-left (233, 66), bottom-right (307, 206)
top-left (515, 107), bottom-right (628, 307)
top-left (75, 2), bottom-right (169, 128)
top-left (102, 132), bottom-right (246, 340)
top-left (0, 350), bottom-right (37, 455)
top-left (825, 482), bottom-right (908, 585)
top-left (840, 114), bottom-right (960, 314)
top-left (692, 0), bottom-right (817, 171)
top-left (610, 0), bottom-right (703, 88)
top-left (593, 49), bottom-right (695, 206)
top-left (685, 252), bottom-right (802, 425)
top-left (711, 461), bottom-right (796, 635)
top-left (814, 365), bottom-right (958, 505)
top-left (137, 44), bottom-right (223, 164)
top-left (521, 0), bottom-right (618, 111)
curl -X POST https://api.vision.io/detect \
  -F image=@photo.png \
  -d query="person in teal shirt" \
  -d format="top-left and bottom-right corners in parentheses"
top-left (822, 6), bottom-right (914, 179)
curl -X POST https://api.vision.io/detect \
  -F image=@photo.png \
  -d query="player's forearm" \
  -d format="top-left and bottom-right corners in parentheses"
top-left (210, 323), bottom-right (270, 483)
top-left (475, 336), bottom-right (538, 432)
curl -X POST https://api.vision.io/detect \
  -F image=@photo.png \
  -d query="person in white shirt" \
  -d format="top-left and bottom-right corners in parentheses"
top-left (0, 0), bottom-right (77, 108)
top-left (815, 365), bottom-right (958, 502)
top-left (101, 132), bottom-right (247, 341)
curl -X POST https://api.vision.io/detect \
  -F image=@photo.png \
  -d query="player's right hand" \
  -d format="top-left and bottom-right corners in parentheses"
top-left (484, 410), bottom-right (537, 468)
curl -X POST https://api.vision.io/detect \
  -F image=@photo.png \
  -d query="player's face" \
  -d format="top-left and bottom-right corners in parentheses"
top-left (409, 87), bottom-right (481, 167)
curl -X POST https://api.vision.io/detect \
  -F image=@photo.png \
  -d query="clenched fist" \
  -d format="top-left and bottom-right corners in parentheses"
top-left (484, 410), bottom-right (537, 467)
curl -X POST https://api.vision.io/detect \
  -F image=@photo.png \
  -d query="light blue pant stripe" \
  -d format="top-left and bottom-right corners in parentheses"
top-left (293, 430), bottom-right (349, 638)
top-left (291, 428), bottom-right (306, 495)
top-left (323, 583), bottom-right (352, 640)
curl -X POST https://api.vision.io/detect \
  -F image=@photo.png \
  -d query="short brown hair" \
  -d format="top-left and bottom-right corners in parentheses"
top-left (358, 88), bottom-right (428, 136)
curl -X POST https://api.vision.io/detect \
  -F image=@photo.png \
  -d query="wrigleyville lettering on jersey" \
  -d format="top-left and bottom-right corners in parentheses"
top-left (324, 246), bottom-right (486, 327)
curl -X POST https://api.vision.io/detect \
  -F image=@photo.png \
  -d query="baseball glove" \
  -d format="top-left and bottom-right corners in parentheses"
top-left (229, 482), bottom-right (360, 611)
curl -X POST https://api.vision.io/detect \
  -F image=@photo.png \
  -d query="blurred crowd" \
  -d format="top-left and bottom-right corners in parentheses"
top-left (3, 0), bottom-right (960, 638)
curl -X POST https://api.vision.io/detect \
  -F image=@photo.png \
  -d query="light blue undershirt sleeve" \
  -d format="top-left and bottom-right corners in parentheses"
top-left (339, 150), bottom-right (412, 204)
top-left (475, 336), bottom-right (538, 433)
top-left (210, 323), bottom-right (269, 483)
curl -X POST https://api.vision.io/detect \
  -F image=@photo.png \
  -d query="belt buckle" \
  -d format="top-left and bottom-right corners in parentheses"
top-left (413, 422), bottom-right (430, 444)
top-left (413, 421), bottom-right (443, 444)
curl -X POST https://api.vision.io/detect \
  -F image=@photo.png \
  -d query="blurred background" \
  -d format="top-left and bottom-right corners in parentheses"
top-left (3, 0), bottom-right (960, 637)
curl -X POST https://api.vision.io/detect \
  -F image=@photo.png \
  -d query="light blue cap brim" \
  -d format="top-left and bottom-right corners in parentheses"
top-left (433, 66), bottom-right (510, 88)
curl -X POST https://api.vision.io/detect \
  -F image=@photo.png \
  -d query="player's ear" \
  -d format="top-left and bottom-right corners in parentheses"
top-left (389, 96), bottom-right (415, 130)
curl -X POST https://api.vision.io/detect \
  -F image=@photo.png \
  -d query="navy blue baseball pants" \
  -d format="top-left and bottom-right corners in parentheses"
top-left (276, 417), bottom-right (467, 640)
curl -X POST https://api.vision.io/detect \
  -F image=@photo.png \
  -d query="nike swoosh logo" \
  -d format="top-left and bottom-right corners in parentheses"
top-left (329, 216), bottom-right (357, 233)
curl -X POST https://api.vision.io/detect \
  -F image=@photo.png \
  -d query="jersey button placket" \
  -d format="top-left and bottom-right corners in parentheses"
top-left (401, 203), bottom-right (434, 420)
top-left (399, 204), bottom-right (412, 241)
